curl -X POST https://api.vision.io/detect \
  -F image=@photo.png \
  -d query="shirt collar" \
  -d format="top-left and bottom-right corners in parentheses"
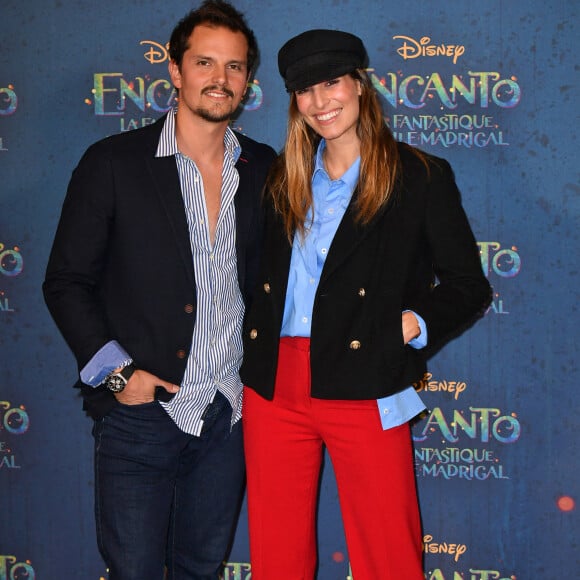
top-left (155, 109), bottom-right (241, 163)
top-left (313, 138), bottom-right (360, 195)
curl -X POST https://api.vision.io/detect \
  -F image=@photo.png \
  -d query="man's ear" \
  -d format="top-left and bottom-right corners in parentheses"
top-left (168, 60), bottom-right (182, 89)
top-left (244, 71), bottom-right (254, 96)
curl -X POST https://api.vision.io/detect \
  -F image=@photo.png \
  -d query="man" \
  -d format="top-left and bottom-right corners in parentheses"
top-left (43, 2), bottom-right (276, 578)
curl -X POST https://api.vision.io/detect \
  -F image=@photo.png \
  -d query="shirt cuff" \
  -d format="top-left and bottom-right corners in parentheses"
top-left (405, 310), bottom-right (428, 349)
top-left (377, 386), bottom-right (426, 430)
top-left (80, 341), bottom-right (133, 387)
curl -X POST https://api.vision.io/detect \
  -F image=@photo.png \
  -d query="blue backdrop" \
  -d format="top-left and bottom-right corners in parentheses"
top-left (1, 1), bottom-right (578, 578)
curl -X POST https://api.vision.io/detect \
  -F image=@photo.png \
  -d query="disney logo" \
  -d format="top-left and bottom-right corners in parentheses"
top-left (394, 35), bottom-right (465, 64)
top-left (141, 40), bottom-right (170, 64)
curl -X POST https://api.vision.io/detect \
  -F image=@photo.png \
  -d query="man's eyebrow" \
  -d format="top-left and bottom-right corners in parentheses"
top-left (190, 54), bottom-right (247, 65)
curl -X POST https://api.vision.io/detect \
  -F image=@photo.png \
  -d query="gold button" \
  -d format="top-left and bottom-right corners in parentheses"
top-left (184, 304), bottom-right (194, 314)
top-left (176, 349), bottom-right (187, 359)
top-left (249, 329), bottom-right (258, 340)
top-left (358, 288), bottom-right (366, 297)
top-left (263, 283), bottom-right (271, 293)
top-left (349, 340), bottom-right (361, 350)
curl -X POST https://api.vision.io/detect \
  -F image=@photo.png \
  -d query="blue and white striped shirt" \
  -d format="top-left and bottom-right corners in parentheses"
top-left (156, 110), bottom-right (244, 435)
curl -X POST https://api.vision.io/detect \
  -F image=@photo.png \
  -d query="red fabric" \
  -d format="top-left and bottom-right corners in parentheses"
top-left (243, 337), bottom-right (423, 579)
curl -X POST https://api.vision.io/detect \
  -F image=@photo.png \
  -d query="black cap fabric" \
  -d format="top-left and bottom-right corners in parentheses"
top-left (278, 29), bottom-right (368, 92)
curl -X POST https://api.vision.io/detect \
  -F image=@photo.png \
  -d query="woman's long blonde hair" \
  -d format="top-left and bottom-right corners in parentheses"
top-left (267, 69), bottom-right (424, 241)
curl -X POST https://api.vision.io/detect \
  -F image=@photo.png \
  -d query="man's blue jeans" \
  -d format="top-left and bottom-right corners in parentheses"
top-left (92, 391), bottom-right (245, 580)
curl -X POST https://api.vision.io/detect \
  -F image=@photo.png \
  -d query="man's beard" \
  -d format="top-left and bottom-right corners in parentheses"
top-left (195, 105), bottom-right (235, 123)
top-left (195, 85), bottom-right (237, 123)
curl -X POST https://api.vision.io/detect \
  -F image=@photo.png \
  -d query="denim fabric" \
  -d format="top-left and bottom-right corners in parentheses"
top-left (92, 391), bottom-right (245, 580)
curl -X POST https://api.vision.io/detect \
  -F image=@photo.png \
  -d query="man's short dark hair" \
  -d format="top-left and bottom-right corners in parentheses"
top-left (169, 0), bottom-right (259, 76)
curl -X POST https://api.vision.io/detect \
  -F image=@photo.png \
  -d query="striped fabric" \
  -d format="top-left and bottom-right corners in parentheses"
top-left (156, 110), bottom-right (244, 436)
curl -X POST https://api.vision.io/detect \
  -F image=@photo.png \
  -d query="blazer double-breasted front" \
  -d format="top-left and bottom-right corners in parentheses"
top-left (240, 144), bottom-right (492, 401)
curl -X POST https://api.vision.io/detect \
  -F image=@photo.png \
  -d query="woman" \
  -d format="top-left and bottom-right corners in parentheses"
top-left (240, 29), bottom-right (491, 579)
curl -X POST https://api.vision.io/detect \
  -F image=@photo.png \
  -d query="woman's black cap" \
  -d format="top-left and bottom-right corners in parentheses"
top-left (278, 29), bottom-right (368, 92)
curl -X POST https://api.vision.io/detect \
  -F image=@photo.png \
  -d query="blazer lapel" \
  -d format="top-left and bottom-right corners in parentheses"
top-left (320, 194), bottom-right (369, 284)
top-left (146, 154), bottom-right (195, 285)
top-left (234, 153), bottom-right (251, 290)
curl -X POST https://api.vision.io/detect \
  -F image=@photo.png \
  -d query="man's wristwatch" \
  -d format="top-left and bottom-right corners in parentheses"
top-left (103, 363), bottom-right (137, 393)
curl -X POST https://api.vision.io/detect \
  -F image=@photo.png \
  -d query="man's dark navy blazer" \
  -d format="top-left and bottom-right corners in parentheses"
top-left (44, 114), bottom-right (276, 418)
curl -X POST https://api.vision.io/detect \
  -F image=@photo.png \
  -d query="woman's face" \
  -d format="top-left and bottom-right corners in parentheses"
top-left (295, 74), bottom-right (362, 145)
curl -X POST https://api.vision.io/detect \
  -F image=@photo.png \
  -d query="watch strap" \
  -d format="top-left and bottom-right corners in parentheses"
top-left (118, 362), bottom-right (137, 382)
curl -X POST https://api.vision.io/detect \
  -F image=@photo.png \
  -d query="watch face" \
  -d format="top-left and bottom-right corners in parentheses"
top-left (106, 374), bottom-right (127, 393)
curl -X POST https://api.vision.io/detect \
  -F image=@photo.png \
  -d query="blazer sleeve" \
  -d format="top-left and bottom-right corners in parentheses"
top-left (43, 140), bottom-right (117, 369)
top-left (407, 156), bottom-right (492, 349)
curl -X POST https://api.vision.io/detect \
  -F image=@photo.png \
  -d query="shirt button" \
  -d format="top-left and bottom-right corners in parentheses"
top-left (184, 304), bottom-right (194, 314)
top-left (176, 349), bottom-right (187, 359)
top-left (263, 283), bottom-right (271, 293)
top-left (321, 248), bottom-right (327, 255)
top-left (302, 316), bottom-right (308, 324)
top-left (249, 329), bottom-right (258, 339)
top-left (358, 288), bottom-right (366, 297)
top-left (349, 340), bottom-right (361, 350)
top-left (383, 408), bottom-right (390, 415)
top-left (328, 207), bottom-right (335, 214)
top-left (309, 277), bottom-right (315, 284)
